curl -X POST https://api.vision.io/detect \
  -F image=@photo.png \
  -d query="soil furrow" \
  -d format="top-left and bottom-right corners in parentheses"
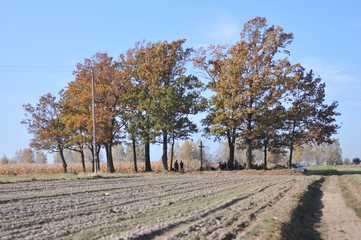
top-left (0, 174), bottom-right (314, 240)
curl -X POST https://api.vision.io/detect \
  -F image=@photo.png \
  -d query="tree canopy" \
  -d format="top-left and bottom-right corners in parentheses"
top-left (22, 17), bottom-right (340, 172)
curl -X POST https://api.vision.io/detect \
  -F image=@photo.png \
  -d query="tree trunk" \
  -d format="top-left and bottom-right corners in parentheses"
top-left (132, 137), bottom-right (138, 172)
top-left (170, 135), bottom-right (175, 171)
top-left (105, 143), bottom-right (115, 173)
top-left (289, 143), bottom-right (294, 169)
top-left (80, 150), bottom-right (86, 173)
top-left (263, 140), bottom-right (268, 170)
top-left (227, 139), bottom-right (235, 168)
top-left (161, 130), bottom-right (168, 171)
top-left (246, 113), bottom-right (253, 169)
top-left (58, 145), bottom-right (67, 173)
top-left (246, 139), bottom-right (252, 169)
top-left (144, 141), bottom-right (152, 172)
top-left (90, 145), bottom-right (95, 172)
top-left (288, 122), bottom-right (296, 169)
top-left (96, 144), bottom-right (101, 171)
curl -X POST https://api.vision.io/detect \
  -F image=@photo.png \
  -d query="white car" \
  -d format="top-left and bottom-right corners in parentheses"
top-left (291, 163), bottom-right (307, 173)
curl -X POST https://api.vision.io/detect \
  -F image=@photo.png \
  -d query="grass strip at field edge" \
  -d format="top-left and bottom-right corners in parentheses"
top-left (339, 175), bottom-right (361, 219)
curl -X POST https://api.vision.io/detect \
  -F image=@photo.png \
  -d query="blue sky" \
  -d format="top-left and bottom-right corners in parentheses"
top-left (0, 0), bottom-right (360, 161)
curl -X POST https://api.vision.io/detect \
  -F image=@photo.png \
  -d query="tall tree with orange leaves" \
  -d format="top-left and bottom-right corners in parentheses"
top-left (195, 17), bottom-right (295, 169)
top-left (60, 89), bottom-right (91, 173)
top-left (22, 93), bottom-right (69, 173)
top-left (64, 52), bottom-right (129, 173)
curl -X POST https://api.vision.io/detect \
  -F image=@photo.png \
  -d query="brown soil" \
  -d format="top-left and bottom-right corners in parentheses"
top-left (0, 173), bottom-right (317, 239)
top-left (320, 175), bottom-right (361, 240)
top-left (2, 172), bottom-right (361, 239)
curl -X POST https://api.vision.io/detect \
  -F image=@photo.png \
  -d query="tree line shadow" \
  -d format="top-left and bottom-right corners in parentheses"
top-left (281, 178), bottom-right (324, 240)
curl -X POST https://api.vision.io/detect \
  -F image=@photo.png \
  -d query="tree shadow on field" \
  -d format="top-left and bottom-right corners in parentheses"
top-left (281, 178), bottom-right (324, 240)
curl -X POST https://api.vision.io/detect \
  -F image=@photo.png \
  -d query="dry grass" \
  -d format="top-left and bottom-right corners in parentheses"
top-left (0, 161), bottom-right (303, 183)
top-left (339, 175), bottom-right (361, 219)
top-left (0, 160), bottom-right (208, 176)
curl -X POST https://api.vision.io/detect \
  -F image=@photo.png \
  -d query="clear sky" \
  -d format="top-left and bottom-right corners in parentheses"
top-left (0, 0), bottom-right (360, 161)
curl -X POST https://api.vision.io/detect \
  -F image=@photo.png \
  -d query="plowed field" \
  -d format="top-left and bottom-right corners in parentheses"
top-left (0, 173), bottom-right (320, 239)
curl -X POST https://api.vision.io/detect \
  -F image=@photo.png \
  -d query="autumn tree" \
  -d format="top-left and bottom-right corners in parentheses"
top-left (284, 70), bottom-right (340, 168)
top-left (123, 118), bottom-right (142, 172)
top-left (92, 53), bottom-right (129, 173)
top-left (62, 74), bottom-right (96, 172)
top-left (120, 40), bottom-right (205, 172)
top-left (195, 17), bottom-right (295, 169)
top-left (22, 93), bottom-right (69, 172)
top-left (119, 43), bottom-right (158, 172)
top-left (195, 44), bottom-right (244, 168)
top-left (121, 84), bottom-right (145, 172)
top-left (254, 105), bottom-right (285, 169)
top-left (148, 40), bottom-right (205, 171)
top-left (61, 87), bottom-right (91, 172)
top-left (65, 52), bottom-right (129, 173)
top-left (119, 45), bottom-right (160, 172)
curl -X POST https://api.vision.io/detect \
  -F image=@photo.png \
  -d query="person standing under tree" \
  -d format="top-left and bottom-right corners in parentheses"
top-left (180, 160), bottom-right (184, 173)
top-left (174, 160), bottom-right (179, 172)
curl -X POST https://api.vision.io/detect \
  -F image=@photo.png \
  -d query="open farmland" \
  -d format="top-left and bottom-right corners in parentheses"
top-left (0, 173), bottom-right (322, 239)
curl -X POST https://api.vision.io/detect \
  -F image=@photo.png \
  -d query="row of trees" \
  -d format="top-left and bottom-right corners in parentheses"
top-left (0, 140), bottom-right (208, 166)
top-left (21, 17), bottom-right (339, 173)
top-left (0, 148), bottom-right (47, 165)
top-left (194, 17), bottom-right (339, 169)
top-left (0, 139), bottom-right (348, 167)
top-left (22, 39), bottom-right (206, 173)
top-left (111, 140), bottom-right (210, 164)
top-left (292, 141), bottom-right (342, 166)
top-left (53, 139), bottom-right (207, 165)
top-left (214, 140), bottom-right (343, 166)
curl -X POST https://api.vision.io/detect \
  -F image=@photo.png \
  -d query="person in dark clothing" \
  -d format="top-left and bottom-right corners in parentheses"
top-left (180, 160), bottom-right (184, 173)
top-left (174, 160), bottom-right (179, 172)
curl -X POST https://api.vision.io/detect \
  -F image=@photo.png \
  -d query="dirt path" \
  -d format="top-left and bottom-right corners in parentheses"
top-left (321, 175), bottom-right (361, 240)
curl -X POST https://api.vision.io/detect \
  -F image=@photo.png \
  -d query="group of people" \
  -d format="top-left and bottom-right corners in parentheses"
top-left (218, 160), bottom-right (246, 170)
top-left (173, 160), bottom-right (184, 173)
top-left (217, 161), bottom-right (266, 170)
